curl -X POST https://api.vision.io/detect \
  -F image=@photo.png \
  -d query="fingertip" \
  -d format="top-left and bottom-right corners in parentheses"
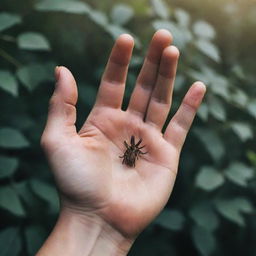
top-left (147, 29), bottom-right (173, 63)
top-left (55, 66), bottom-right (78, 105)
top-left (116, 33), bottom-right (134, 49)
top-left (110, 34), bottom-right (134, 67)
top-left (57, 66), bottom-right (75, 84)
top-left (153, 29), bottom-right (173, 44)
top-left (55, 66), bottom-right (61, 81)
top-left (162, 45), bottom-right (180, 59)
top-left (192, 81), bottom-right (207, 95)
top-left (183, 81), bottom-right (206, 109)
top-left (118, 33), bottom-right (134, 42)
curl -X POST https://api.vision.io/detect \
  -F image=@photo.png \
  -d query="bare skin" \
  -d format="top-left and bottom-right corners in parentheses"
top-left (38, 30), bottom-right (206, 256)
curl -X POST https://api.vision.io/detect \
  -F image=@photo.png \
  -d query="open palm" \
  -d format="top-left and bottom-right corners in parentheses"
top-left (41, 30), bottom-right (205, 238)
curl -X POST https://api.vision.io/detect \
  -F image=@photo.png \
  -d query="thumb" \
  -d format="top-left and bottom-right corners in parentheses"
top-left (44, 66), bottom-right (78, 136)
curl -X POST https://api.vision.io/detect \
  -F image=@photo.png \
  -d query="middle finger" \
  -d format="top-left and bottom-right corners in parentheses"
top-left (127, 29), bottom-right (172, 118)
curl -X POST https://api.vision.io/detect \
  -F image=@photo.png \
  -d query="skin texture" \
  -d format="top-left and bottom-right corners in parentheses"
top-left (37, 30), bottom-right (206, 256)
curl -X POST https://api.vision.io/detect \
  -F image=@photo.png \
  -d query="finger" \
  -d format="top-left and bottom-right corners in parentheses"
top-left (164, 82), bottom-right (206, 151)
top-left (145, 45), bottom-right (179, 129)
top-left (44, 66), bottom-right (78, 134)
top-left (127, 29), bottom-right (172, 117)
top-left (95, 34), bottom-right (134, 108)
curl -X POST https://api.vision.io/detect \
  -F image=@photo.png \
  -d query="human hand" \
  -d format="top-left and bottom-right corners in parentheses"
top-left (38, 30), bottom-right (206, 256)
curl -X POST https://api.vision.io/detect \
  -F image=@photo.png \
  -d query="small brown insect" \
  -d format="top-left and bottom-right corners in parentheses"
top-left (120, 135), bottom-right (147, 167)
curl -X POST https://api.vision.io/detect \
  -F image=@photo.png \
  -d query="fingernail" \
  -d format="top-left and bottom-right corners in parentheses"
top-left (55, 66), bottom-right (61, 82)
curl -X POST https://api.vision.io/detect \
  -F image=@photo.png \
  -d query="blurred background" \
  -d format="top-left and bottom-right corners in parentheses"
top-left (0, 0), bottom-right (256, 255)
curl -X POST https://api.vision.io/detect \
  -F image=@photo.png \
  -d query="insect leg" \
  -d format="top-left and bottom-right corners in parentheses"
top-left (124, 141), bottom-right (129, 149)
top-left (135, 139), bottom-right (142, 147)
top-left (130, 135), bottom-right (135, 146)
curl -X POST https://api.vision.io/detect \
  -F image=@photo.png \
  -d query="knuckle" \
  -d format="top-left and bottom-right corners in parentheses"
top-left (182, 100), bottom-right (197, 113)
top-left (40, 133), bottom-right (48, 150)
top-left (40, 132), bottom-right (57, 151)
top-left (40, 132), bottom-right (51, 150)
top-left (48, 94), bottom-right (58, 109)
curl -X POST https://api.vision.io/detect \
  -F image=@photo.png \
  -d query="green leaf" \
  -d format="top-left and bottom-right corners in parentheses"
top-left (189, 203), bottom-right (219, 231)
top-left (0, 127), bottom-right (29, 148)
top-left (151, 0), bottom-right (169, 19)
top-left (130, 55), bottom-right (143, 68)
top-left (197, 103), bottom-right (209, 121)
top-left (15, 181), bottom-right (41, 210)
top-left (231, 88), bottom-right (248, 108)
top-left (0, 13), bottom-right (21, 32)
top-left (224, 162), bottom-right (254, 187)
top-left (9, 114), bottom-right (35, 130)
top-left (152, 20), bottom-right (192, 49)
top-left (105, 25), bottom-right (141, 48)
top-left (111, 4), bottom-right (134, 26)
top-left (208, 96), bottom-right (226, 121)
top-left (17, 62), bottom-right (55, 91)
top-left (173, 75), bottom-right (185, 92)
top-left (210, 76), bottom-right (230, 100)
top-left (0, 186), bottom-right (25, 216)
top-left (106, 24), bottom-right (129, 39)
top-left (155, 209), bottom-right (185, 231)
top-left (0, 70), bottom-right (18, 96)
top-left (89, 10), bottom-right (108, 27)
top-left (174, 8), bottom-right (190, 27)
top-left (194, 128), bottom-right (225, 162)
top-left (195, 39), bottom-right (220, 62)
top-left (36, 0), bottom-right (90, 14)
top-left (25, 225), bottom-right (47, 255)
top-left (215, 197), bottom-right (253, 226)
top-left (193, 20), bottom-right (216, 39)
top-left (0, 156), bottom-right (19, 179)
top-left (17, 32), bottom-right (50, 51)
top-left (230, 122), bottom-right (253, 142)
top-left (191, 226), bottom-right (216, 256)
top-left (247, 151), bottom-right (256, 167)
top-left (0, 227), bottom-right (21, 256)
top-left (188, 66), bottom-right (230, 100)
top-left (30, 179), bottom-right (59, 213)
top-left (231, 65), bottom-right (246, 79)
top-left (188, 69), bottom-right (209, 84)
top-left (247, 100), bottom-right (256, 119)
top-left (196, 166), bottom-right (225, 191)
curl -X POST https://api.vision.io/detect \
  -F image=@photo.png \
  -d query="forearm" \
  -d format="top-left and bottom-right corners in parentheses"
top-left (36, 208), bottom-right (134, 256)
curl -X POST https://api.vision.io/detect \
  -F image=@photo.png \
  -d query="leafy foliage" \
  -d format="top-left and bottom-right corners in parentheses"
top-left (0, 0), bottom-right (255, 255)
top-left (0, 227), bottom-right (22, 256)
top-left (0, 128), bottom-right (29, 148)
top-left (195, 166), bottom-right (225, 191)
top-left (0, 70), bottom-right (18, 96)
top-left (154, 209), bottom-right (185, 231)
top-left (0, 13), bottom-right (21, 32)
top-left (17, 32), bottom-right (51, 51)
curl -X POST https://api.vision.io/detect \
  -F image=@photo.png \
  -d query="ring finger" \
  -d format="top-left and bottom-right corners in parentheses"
top-left (127, 29), bottom-right (172, 118)
top-left (145, 45), bottom-right (180, 130)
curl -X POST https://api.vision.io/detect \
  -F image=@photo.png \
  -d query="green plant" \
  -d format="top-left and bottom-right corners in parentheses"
top-left (0, 0), bottom-right (255, 255)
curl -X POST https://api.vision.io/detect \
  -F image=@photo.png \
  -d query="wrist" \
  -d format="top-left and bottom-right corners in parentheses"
top-left (37, 207), bottom-right (134, 256)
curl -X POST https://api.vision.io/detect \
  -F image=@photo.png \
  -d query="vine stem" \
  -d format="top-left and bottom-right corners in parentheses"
top-left (0, 48), bottom-right (22, 68)
top-left (0, 35), bottom-right (16, 43)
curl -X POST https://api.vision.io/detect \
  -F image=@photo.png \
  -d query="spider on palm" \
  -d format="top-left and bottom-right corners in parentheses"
top-left (120, 135), bottom-right (147, 167)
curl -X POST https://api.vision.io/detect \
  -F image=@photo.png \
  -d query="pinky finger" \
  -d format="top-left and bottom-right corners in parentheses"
top-left (164, 81), bottom-right (206, 151)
